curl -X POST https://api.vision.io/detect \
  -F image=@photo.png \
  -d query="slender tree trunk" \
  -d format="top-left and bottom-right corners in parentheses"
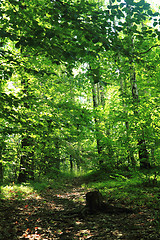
top-left (120, 76), bottom-right (136, 167)
top-left (99, 84), bottom-right (105, 107)
top-left (130, 63), bottom-right (150, 169)
top-left (91, 81), bottom-right (103, 157)
top-left (0, 143), bottom-right (4, 183)
top-left (0, 162), bottom-right (3, 183)
top-left (54, 138), bottom-right (60, 170)
top-left (70, 155), bottom-right (73, 172)
top-left (122, 1), bottom-right (151, 169)
top-left (18, 72), bottom-right (34, 183)
top-left (138, 138), bottom-right (150, 169)
top-left (18, 135), bottom-right (34, 182)
top-left (90, 66), bottom-right (113, 165)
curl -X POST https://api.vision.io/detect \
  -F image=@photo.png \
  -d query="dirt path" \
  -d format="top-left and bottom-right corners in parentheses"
top-left (0, 183), bottom-right (159, 239)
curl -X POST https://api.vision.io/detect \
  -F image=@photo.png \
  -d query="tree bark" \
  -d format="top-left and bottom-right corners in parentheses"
top-left (130, 64), bottom-right (150, 169)
top-left (0, 162), bottom-right (3, 183)
top-left (90, 66), bottom-right (113, 165)
top-left (0, 142), bottom-right (4, 183)
top-left (18, 72), bottom-right (34, 183)
top-left (131, 65), bottom-right (150, 168)
top-left (18, 135), bottom-right (34, 183)
top-left (120, 76), bottom-right (136, 167)
top-left (91, 79), bottom-right (103, 158)
top-left (70, 155), bottom-right (73, 172)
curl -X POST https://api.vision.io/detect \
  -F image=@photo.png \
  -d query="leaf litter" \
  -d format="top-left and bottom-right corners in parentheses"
top-left (0, 181), bottom-right (159, 240)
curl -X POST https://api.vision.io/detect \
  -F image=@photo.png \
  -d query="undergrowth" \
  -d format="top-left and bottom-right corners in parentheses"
top-left (0, 169), bottom-right (159, 231)
top-left (1, 169), bottom-right (159, 211)
top-left (82, 169), bottom-right (160, 210)
top-left (0, 172), bottom-right (75, 200)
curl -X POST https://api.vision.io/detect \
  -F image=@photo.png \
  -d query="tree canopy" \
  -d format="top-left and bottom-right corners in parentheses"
top-left (0, 0), bottom-right (160, 182)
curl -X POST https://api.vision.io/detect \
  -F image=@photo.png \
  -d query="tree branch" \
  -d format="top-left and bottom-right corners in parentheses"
top-left (139, 44), bottom-right (160, 55)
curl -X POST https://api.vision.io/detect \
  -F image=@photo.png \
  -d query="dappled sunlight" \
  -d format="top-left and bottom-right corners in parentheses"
top-left (0, 184), bottom-right (42, 200)
top-left (0, 179), bottom-right (159, 240)
top-left (0, 0), bottom-right (160, 239)
top-left (55, 187), bottom-right (86, 204)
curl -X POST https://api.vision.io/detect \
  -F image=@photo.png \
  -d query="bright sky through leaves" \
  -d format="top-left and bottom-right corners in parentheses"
top-left (147, 0), bottom-right (160, 9)
top-left (105, 0), bottom-right (159, 8)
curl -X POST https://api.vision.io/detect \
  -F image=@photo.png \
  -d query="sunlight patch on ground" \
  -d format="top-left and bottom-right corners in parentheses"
top-left (55, 187), bottom-right (86, 204)
top-left (0, 184), bottom-right (41, 200)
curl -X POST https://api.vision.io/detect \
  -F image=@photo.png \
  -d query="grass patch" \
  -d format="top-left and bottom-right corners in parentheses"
top-left (0, 183), bottom-right (38, 200)
top-left (82, 170), bottom-right (160, 210)
top-left (0, 172), bottom-right (75, 200)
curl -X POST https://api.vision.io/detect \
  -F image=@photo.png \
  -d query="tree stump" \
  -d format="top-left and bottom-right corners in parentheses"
top-left (86, 190), bottom-right (103, 213)
top-left (63, 190), bottom-right (134, 218)
top-left (85, 190), bottom-right (134, 215)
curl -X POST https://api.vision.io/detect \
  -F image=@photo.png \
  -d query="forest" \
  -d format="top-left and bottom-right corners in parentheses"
top-left (0, 0), bottom-right (160, 239)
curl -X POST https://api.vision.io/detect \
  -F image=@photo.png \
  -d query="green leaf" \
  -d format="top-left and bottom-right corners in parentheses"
top-left (142, 26), bottom-right (147, 31)
top-left (151, 33), bottom-right (156, 38)
top-left (111, 9), bottom-right (117, 15)
top-left (153, 22), bottom-right (158, 27)
top-left (147, 10), bottom-right (153, 16)
top-left (153, 12), bottom-right (159, 17)
top-left (136, 0), bottom-right (146, 6)
top-left (120, 3), bottom-right (125, 8)
top-left (125, 0), bottom-right (134, 4)
top-left (115, 26), bottom-right (122, 31)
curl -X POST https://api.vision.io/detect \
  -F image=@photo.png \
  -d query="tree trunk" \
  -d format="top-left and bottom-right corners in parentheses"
top-left (0, 143), bottom-right (4, 183)
top-left (54, 138), bottom-right (60, 170)
top-left (120, 76), bottom-right (136, 167)
top-left (18, 72), bottom-right (34, 183)
top-left (18, 136), bottom-right (34, 183)
top-left (92, 80), bottom-right (103, 157)
top-left (138, 139), bottom-right (150, 169)
top-left (130, 64), bottom-right (150, 169)
top-left (90, 66), bottom-right (113, 165)
top-left (70, 155), bottom-right (73, 172)
top-left (0, 162), bottom-right (3, 183)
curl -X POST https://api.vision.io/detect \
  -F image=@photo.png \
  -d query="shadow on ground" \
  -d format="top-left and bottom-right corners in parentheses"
top-left (0, 185), bottom-right (159, 239)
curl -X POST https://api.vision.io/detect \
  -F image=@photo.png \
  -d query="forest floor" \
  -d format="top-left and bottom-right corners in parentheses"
top-left (0, 177), bottom-right (160, 240)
